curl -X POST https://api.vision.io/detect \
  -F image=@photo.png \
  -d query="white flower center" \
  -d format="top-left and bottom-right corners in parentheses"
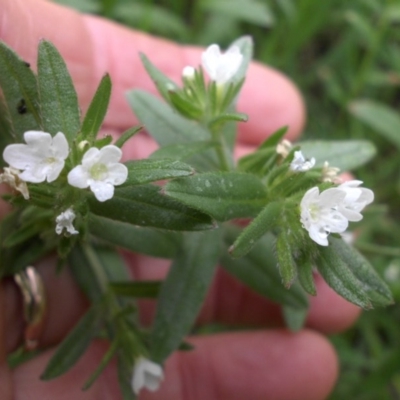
top-left (90, 163), bottom-right (108, 180)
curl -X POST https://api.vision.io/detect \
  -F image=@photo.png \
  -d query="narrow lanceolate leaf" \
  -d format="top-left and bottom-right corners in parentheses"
top-left (110, 281), bottom-right (162, 298)
top-left (139, 53), bottom-right (178, 101)
top-left (124, 159), bottom-right (194, 185)
top-left (114, 126), bottom-right (142, 149)
top-left (150, 230), bottom-right (221, 363)
top-left (0, 41), bottom-right (42, 141)
top-left (349, 99), bottom-right (400, 149)
top-left (300, 140), bottom-right (376, 171)
top-left (88, 214), bottom-right (181, 258)
top-left (80, 74), bottom-right (111, 142)
top-left (276, 232), bottom-right (297, 288)
top-left (149, 141), bottom-right (215, 161)
top-left (37, 40), bottom-right (80, 141)
top-left (230, 201), bottom-right (281, 258)
top-left (127, 90), bottom-right (218, 171)
top-left (317, 245), bottom-right (372, 309)
top-left (221, 227), bottom-right (308, 309)
top-left (41, 304), bottom-right (104, 380)
top-left (297, 256), bottom-right (317, 296)
top-left (329, 237), bottom-right (393, 307)
top-left (165, 172), bottom-right (267, 221)
top-left (88, 184), bottom-right (214, 231)
top-left (282, 306), bottom-right (308, 332)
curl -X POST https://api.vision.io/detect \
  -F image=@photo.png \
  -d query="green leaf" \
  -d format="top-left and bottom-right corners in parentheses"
top-left (117, 352), bottom-right (136, 400)
top-left (349, 99), bottom-right (400, 149)
top-left (330, 237), bottom-right (393, 307)
top-left (228, 36), bottom-right (254, 85)
top-left (230, 201), bottom-right (281, 258)
top-left (124, 159), bottom-right (194, 185)
top-left (110, 281), bottom-right (162, 298)
top-left (82, 340), bottom-right (118, 390)
top-left (276, 231), bottom-right (297, 288)
top-left (317, 245), bottom-right (372, 309)
top-left (41, 304), bottom-right (104, 380)
top-left (139, 54), bottom-right (177, 100)
top-left (200, 0), bottom-right (275, 28)
top-left (114, 126), bottom-right (142, 149)
top-left (149, 141), bottom-right (215, 161)
top-left (88, 184), bottom-right (214, 231)
top-left (237, 127), bottom-right (288, 175)
top-left (37, 40), bottom-right (80, 142)
top-left (127, 90), bottom-right (218, 171)
top-left (0, 42), bottom-right (42, 141)
top-left (165, 172), bottom-right (267, 221)
top-left (297, 256), bottom-right (317, 296)
top-left (88, 214), bottom-right (181, 258)
top-left (80, 74), bottom-right (111, 143)
top-left (221, 226), bottom-right (308, 309)
top-left (282, 305), bottom-right (308, 332)
top-left (150, 230), bottom-right (220, 363)
top-left (300, 140), bottom-right (376, 170)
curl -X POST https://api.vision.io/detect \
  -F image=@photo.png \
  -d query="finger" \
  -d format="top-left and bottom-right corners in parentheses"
top-left (128, 255), bottom-right (361, 334)
top-left (145, 330), bottom-right (337, 400)
top-left (1, 0), bottom-right (305, 146)
top-left (9, 340), bottom-right (120, 400)
top-left (1, 256), bottom-right (88, 354)
top-left (7, 330), bottom-right (336, 400)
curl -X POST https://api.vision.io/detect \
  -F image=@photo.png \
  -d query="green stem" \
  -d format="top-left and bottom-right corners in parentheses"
top-left (81, 243), bottom-right (109, 294)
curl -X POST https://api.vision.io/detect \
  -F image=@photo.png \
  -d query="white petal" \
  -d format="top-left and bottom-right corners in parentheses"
top-left (46, 160), bottom-right (65, 182)
top-left (24, 130), bottom-right (52, 149)
top-left (308, 224), bottom-right (329, 246)
top-left (106, 163), bottom-right (128, 185)
top-left (52, 132), bottom-right (69, 159)
top-left (81, 147), bottom-right (101, 166)
top-left (201, 44), bottom-right (221, 80)
top-left (131, 358), bottom-right (163, 395)
top-left (68, 166), bottom-right (90, 188)
top-left (19, 165), bottom-right (47, 183)
top-left (97, 145), bottom-right (123, 164)
top-left (90, 181), bottom-right (114, 202)
top-left (3, 144), bottom-right (39, 170)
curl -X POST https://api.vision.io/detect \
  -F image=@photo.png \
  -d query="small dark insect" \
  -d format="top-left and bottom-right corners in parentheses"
top-left (23, 61), bottom-right (30, 67)
top-left (17, 99), bottom-right (27, 114)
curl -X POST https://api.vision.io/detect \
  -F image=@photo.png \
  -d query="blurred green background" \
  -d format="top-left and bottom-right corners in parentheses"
top-left (54, 0), bottom-right (400, 398)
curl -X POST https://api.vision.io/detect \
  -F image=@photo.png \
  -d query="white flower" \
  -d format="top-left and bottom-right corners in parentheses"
top-left (201, 44), bottom-right (243, 84)
top-left (336, 180), bottom-right (374, 222)
top-left (67, 145), bottom-right (127, 202)
top-left (55, 208), bottom-right (78, 235)
top-left (131, 357), bottom-right (164, 395)
top-left (182, 66), bottom-right (196, 80)
top-left (300, 181), bottom-right (374, 246)
top-left (290, 151), bottom-right (316, 172)
top-left (0, 166), bottom-right (29, 199)
top-left (300, 187), bottom-right (348, 246)
top-left (3, 131), bottom-right (69, 183)
top-left (276, 139), bottom-right (292, 158)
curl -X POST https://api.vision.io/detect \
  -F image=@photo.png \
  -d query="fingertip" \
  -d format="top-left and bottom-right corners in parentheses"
top-left (148, 330), bottom-right (337, 400)
top-left (307, 274), bottom-right (362, 334)
top-left (237, 61), bottom-right (306, 145)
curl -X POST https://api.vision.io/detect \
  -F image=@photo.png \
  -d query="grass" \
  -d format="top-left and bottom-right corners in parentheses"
top-left (55, 0), bottom-right (400, 398)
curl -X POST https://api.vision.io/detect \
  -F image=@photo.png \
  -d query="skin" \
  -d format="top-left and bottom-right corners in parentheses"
top-left (0, 1), bottom-right (361, 399)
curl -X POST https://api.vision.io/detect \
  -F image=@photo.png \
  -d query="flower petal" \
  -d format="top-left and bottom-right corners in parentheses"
top-left (68, 166), bottom-right (90, 188)
top-left (90, 181), bottom-right (114, 202)
top-left (98, 145), bottom-right (123, 164)
top-left (52, 132), bottom-right (70, 159)
top-left (106, 163), bottom-right (128, 185)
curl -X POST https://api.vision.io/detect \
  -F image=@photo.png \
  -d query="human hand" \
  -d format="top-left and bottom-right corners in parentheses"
top-left (0, 1), bottom-right (360, 399)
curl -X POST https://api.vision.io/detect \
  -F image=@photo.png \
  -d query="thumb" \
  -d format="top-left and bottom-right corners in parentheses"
top-left (1, 0), bottom-right (305, 144)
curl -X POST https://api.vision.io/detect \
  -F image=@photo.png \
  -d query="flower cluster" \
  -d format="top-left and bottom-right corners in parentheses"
top-left (2, 130), bottom-right (128, 235)
top-left (300, 180), bottom-right (374, 246)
